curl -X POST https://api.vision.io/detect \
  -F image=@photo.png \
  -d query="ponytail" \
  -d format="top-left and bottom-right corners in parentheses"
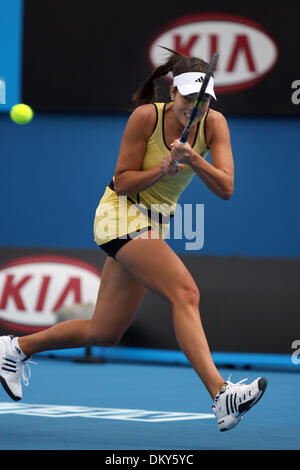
top-left (132, 47), bottom-right (186, 108)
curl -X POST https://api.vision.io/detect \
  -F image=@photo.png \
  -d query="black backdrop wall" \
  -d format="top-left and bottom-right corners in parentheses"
top-left (22, 0), bottom-right (300, 116)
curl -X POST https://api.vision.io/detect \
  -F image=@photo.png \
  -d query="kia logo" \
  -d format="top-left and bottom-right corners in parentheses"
top-left (0, 256), bottom-right (101, 333)
top-left (149, 13), bottom-right (279, 94)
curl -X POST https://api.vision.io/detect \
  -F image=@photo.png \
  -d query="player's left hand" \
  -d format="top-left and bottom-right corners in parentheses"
top-left (160, 153), bottom-right (184, 176)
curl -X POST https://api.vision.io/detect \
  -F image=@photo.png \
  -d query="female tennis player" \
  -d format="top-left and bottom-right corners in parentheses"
top-left (0, 48), bottom-right (267, 431)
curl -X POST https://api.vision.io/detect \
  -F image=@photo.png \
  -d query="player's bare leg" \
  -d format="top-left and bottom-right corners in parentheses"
top-left (0, 256), bottom-right (147, 400)
top-left (18, 256), bottom-right (147, 355)
top-left (115, 230), bottom-right (224, 400)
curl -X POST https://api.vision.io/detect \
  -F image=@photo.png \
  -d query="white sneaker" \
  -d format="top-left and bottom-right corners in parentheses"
top-left (212, 376), bottom-right (267, 432)
top-left (0, 336), bottom-right (34, 401)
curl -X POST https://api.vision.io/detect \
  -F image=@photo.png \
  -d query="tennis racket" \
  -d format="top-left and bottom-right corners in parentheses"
top-left (174, 52), bottom-right (219, 165)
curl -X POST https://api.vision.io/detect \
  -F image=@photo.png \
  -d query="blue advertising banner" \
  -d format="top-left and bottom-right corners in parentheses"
top-left (0, 0), bottom-right (23, 112)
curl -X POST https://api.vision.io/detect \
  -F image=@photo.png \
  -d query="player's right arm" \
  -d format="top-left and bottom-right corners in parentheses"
top-left (114, 105), bottom-right (180, 196)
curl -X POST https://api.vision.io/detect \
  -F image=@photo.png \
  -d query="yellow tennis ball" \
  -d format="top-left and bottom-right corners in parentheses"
top-left (10, 103), bottom-right (34, 125)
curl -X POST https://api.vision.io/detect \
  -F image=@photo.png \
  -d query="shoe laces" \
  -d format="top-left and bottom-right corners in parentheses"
top-left (226, 375), bottom-right (248, 389)
top-left (16, 359), bottom-right (37, 386)
top-left (214, 375), bottom-right (248, 401)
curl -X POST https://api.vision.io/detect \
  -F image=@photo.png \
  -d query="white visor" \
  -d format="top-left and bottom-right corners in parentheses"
top-left (173, 72), bottom-right (216, 100)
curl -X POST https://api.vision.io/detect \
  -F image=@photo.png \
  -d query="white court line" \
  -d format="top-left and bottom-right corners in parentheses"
top-left (0, 402), bottom-right (215, 422)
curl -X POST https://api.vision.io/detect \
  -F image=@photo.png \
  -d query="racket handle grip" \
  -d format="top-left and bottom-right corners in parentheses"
top-left (174, 138), bottom-right (187, 166)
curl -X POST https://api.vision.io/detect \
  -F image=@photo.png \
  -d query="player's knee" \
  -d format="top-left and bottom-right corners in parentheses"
top-left (87, 324), bottom-right (121, 347)
top-left (172, 282), bottom-right (200, 308)
top-left (98, 336), bottom-right (120, 347)
top-left (92, 335), bottom-right (121, 347)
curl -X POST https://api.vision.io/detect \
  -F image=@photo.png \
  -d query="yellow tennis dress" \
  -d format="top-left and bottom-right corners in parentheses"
top-left (93, 102), bottom-right (209, 248)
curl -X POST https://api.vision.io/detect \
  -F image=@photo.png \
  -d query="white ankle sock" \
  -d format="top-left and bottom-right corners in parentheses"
top-left (10, 337), bottom-right (27, 360)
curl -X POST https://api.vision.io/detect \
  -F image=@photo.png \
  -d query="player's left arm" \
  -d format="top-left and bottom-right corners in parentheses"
top-left (173, 111), bottom-right (234, 200)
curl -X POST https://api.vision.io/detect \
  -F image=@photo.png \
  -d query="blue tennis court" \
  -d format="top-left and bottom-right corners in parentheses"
top-left (0, 349), bottom-right (299, 451)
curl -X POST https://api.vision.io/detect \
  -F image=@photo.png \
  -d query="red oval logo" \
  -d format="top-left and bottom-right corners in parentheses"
top-left (149, 13), bottom-right (279, 94)
top-left (0, 255), bottom-right (101, 334)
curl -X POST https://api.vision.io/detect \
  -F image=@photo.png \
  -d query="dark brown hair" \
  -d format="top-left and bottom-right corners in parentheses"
top-left (132, 46), bottom-right (209, 107)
